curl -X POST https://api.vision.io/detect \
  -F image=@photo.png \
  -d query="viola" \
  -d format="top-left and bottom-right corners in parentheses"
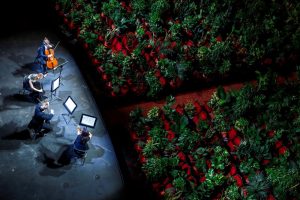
top-left (45, 42), bottom-right (59, 69)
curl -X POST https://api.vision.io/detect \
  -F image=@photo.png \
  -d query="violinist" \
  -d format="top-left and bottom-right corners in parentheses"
top-left (73, 126), bottom-right (92, 158)
top-left (28, 99), bottom-right (54, 138)
top-left (23, 73), bottom-right (45, 102)
top-left (35, 37), bottom-right (54, 75)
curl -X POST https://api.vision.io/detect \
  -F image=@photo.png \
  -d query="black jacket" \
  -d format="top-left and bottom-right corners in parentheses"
top-left (28, 103), bottom-right (53, 131)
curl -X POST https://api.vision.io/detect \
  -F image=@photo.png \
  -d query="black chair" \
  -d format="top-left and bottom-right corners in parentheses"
top-left (73, 145), bottom-right (88, 166)
top-left (19, 75), bottom-right (31, 95)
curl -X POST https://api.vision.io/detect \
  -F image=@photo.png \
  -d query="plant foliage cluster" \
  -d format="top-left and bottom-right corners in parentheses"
top-left (53, 0), bottom-right (299, 97)
top-left (129, 72), bottom-right (300, 199)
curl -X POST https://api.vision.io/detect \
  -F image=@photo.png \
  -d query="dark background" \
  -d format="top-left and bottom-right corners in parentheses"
top-left (0, 0), bottom-right (55, 37)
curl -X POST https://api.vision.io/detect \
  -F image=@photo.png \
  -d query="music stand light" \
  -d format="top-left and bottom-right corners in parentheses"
top-left (79, 114), bottom-right (97, 129)
top-left (62, 96), bottom-right (77, 124)
top-left (50, 76), bottom-right (62, 101)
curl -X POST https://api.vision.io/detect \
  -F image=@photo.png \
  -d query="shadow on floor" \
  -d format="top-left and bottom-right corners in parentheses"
top-left (37, 144), bottom-right (86, 171)
top-left (0, 91), bottom-right (45, 113)
top-left (37, 150), bottom-right (73, 177)
top-left (1, 93), bottom-right (39, 106)
top-left (40, 148), bottom-right (72, 169)
top-left (1, 129), bottom-right (31, 140)
top-left (12, 62), bottom-right (42, 77)
top-left (0, 123), bottom-right (32, 150)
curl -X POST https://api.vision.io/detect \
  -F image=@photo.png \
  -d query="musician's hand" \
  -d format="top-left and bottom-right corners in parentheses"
top-left (39, 89), bottom-right (43, 93)
top-left (50, 109), bottom-right (54, 114)
top-left (76, 126), bottom-right (81, 135)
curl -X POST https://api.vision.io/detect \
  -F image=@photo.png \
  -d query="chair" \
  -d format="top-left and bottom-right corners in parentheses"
top-left (73, 145), bottom-right (88, 166)
top-left (19, 75), bottom-right (31, 95)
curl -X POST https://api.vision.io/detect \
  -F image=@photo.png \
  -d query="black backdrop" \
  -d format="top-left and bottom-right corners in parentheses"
top-left (0, 0), bottom-right (55, 37)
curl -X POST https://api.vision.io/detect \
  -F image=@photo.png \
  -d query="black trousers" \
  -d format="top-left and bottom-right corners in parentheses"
top-left (40, 64), bottom-right (48, 74)
top-left (29, 82), bottom-right (45, 101)
top-left (28, 120), bottom-right (52, 134)
top-left (35, 57), bottom-right (48, 74)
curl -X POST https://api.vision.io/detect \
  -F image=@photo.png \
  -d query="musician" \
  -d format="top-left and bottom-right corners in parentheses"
top-left (35, 37), bottom-right (53, 75)
top-left (73, 126), bottom-right (93, 157)
top-left (23, 73), bottom-right (45, 102)
top-left (28, 99), bottom-right (54, 138)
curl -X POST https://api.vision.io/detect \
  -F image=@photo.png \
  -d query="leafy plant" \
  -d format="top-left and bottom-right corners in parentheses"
top-left (239, 158), bottom-right (260, 174)
top-left (142, 139), bottom-right (159, 157)
top-left (146, 106), bottom-right (160, 121)
top-left (129, 107), bottom-right (146, 136)
top-left (158, 58), bottom-right (178, 79)
top-left (148, 0), bottom-right (170, 33)
top-left (143, 156), bottom-right (179, 181)
top-left (145, 71), bottom-right (163, 98)
top-left (245, 172), bottom-right (270, 199)
top-left (266, 166), bottom-right (300, 199)
top-left (78, 30), bottom-right (98, 46)
top-left (210, 146), bottom-right (229, 170)
top-left (93, 44), bottom-right (107, 61)
top-left (221, 184), bottom-right (242, 200)
top-left (201, 169), bottom-right (225, 191)
top-left (177, 128), bottom-right (200, 152)
top-left (172, 177), bottom-right (186, 191)
top-left (143, 157), bottom-right (169, 180)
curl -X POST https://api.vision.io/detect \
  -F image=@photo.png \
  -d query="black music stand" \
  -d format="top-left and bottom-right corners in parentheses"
top-left (62, 96), bottom-right (77, 124)
top-left (49, 58), bottom-right (68, 85)
top-left (79, 114), bottom-right (97, 130)
top-left (50, 76), bottom-right (62, 102)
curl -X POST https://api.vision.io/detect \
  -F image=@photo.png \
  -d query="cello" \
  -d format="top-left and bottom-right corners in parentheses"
top-left (45, 39), bottom-right (59, 69)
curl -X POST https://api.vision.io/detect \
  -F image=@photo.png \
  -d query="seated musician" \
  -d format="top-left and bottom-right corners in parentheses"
top-left (28, 99), bottom-right (54, 138)
top-left (35, 37), bottom-right (53, 75)
top-left (73, 126), bottom-right (93, 157)
top-left (23, 73), bottom-right (45, 102)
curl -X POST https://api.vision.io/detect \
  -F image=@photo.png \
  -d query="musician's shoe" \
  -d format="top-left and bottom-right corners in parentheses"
top-left (28, 128), bottom-right (37, 140)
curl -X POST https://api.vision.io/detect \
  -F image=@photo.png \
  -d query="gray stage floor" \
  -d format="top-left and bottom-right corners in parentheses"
top-left (0, 30), bottom-right (124, 200)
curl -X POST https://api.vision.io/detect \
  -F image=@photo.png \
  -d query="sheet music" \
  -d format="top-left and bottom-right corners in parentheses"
top-left (65, 97), bottom-right (76, 113)
top-left (52, 77), bottom-right (60, 91)
top-left (81, 115), bottom-right (96, 127)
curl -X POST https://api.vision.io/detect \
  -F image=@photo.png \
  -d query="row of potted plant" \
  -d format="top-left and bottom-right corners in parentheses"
top-left (130, 96), bottom-right (246, 199)
top-left (208, 70), bottom-right (300, 199)
top-left (129, 71), bottom-right (300, 199)
top-left (52, 0), bottom-right (299, 98)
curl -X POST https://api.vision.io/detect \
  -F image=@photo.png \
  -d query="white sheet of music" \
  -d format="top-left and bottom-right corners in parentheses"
top-left (65, 97), bottom-right (76, 113)
top-left (81, 115), bottom-right (96, 127)
top-left (52, 77), bottom-right (60, 91)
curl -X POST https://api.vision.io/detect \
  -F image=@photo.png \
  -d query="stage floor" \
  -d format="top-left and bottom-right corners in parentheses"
top-left (0, 29), bottom-right (124, 200)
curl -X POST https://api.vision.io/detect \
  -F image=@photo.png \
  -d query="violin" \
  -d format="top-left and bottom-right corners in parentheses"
top-left (44, 40), bottom-right (59, 69)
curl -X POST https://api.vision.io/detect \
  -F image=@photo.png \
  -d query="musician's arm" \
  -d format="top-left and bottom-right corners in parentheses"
top-left (76, 127), bottom-right (81, 135)
top-left (35, 106), bottom-right (54, 121)
top-left (29, 80), bottom-right (43, 92)
top-left (88, 132), bottom-right (93, 139)
top-left (38, 46), bottom-right (48, 60)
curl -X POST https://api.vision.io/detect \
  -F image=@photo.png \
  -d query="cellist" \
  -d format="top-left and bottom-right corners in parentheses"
top-left (35, 37), bottom-right (53, 76)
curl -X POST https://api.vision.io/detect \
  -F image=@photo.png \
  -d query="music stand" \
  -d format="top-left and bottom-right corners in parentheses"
top-left (48, 58), bottom-right (68, 86)
top-left (79, 114), bottom-right (97, 129)
top-left (56, 58), bottom-right (68, 86)
top-left (62, 96), bottom-right (77, 124)
top-left (50, 76), bottom-right (62, 101)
